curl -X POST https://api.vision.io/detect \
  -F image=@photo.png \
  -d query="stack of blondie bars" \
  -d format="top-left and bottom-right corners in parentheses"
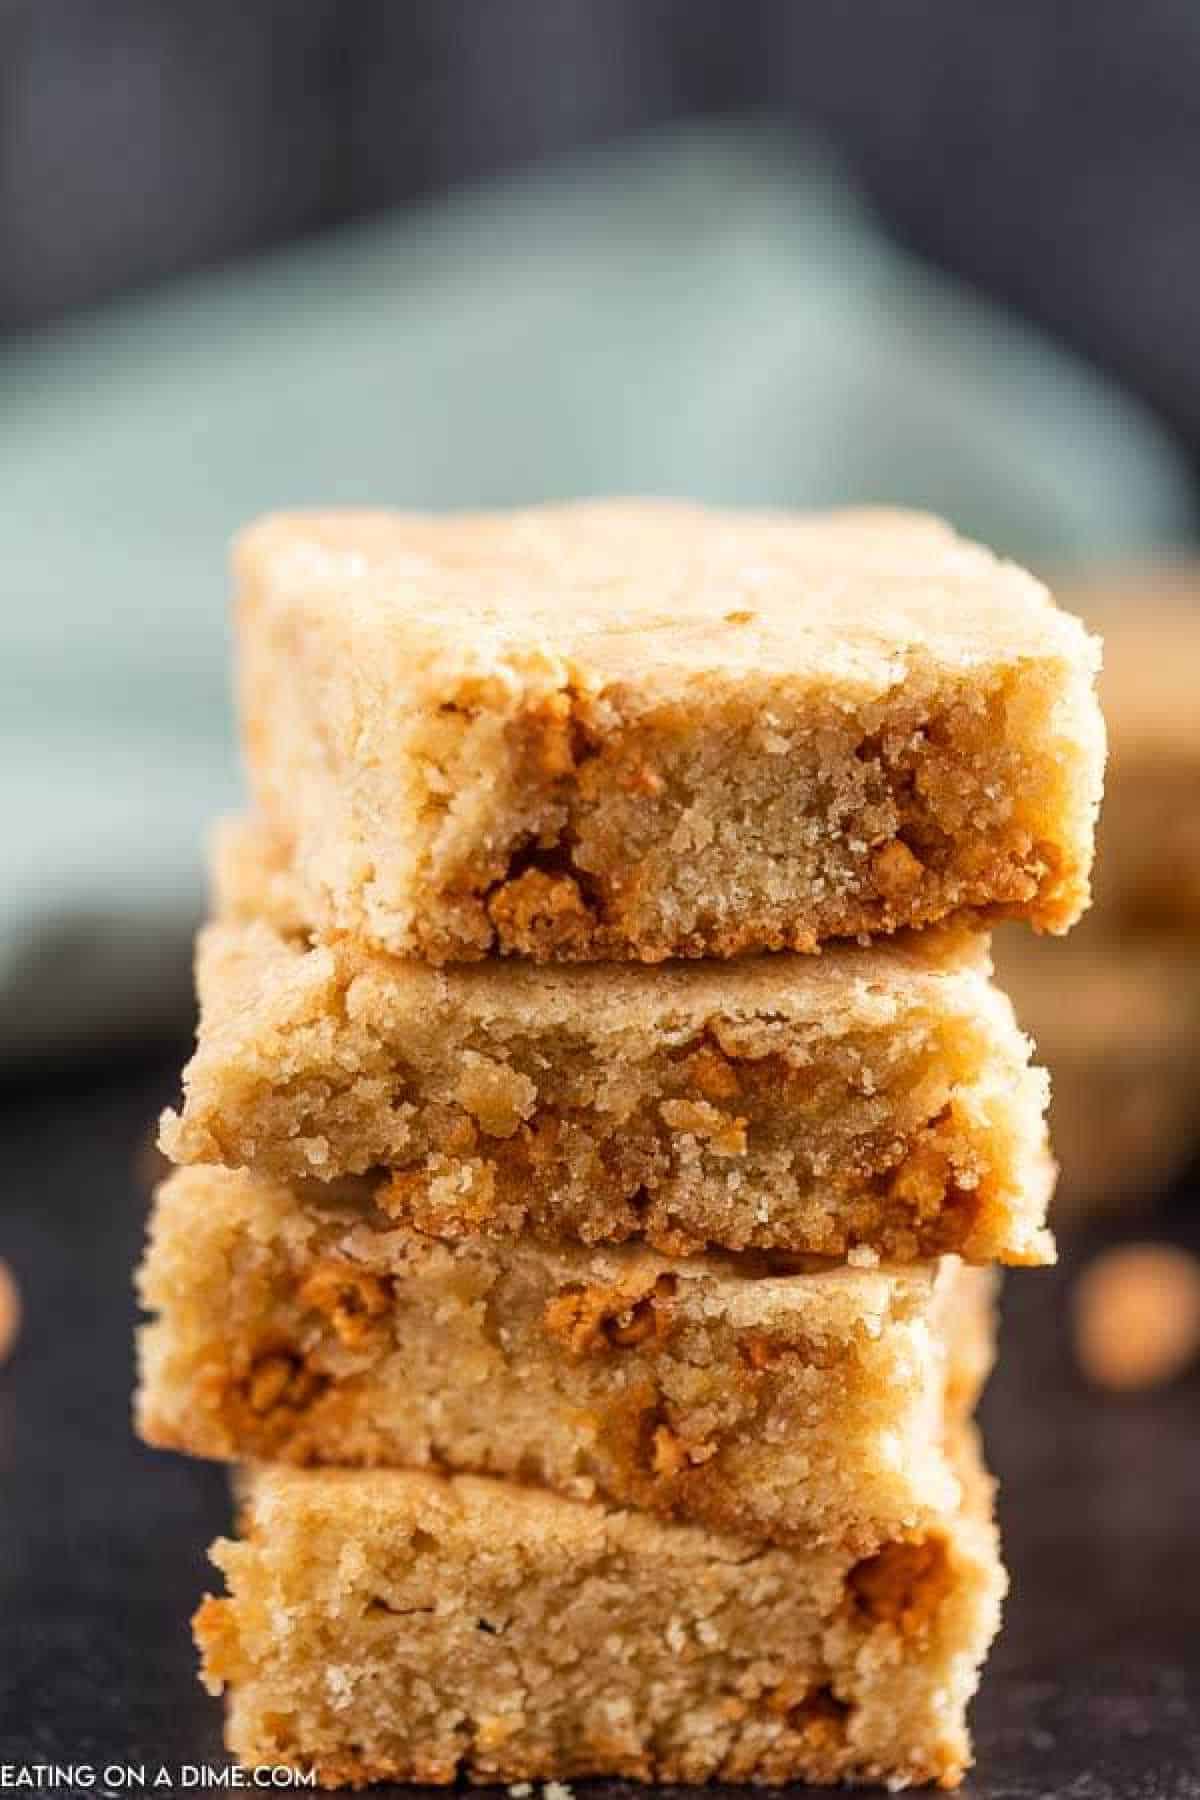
top-left (137, 502), bottom-right (1104, 1789)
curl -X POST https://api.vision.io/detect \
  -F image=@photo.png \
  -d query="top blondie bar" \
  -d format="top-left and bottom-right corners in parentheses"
top-left (237, 501), bottom-right (1105, 963)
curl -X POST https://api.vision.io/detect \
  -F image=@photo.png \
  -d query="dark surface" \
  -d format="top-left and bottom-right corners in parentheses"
top-left (3, 1), bottom-right (1200, 480)
top-left (1, 1053), bottom-right (1198, 1797)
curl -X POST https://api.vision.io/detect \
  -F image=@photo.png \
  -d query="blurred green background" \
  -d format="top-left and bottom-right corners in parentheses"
top-left (3, 3), bottom-right (1200, 1060)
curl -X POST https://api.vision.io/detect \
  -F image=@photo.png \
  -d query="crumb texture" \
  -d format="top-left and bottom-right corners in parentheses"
top-left (235, 501), bottom-right (1104, 962)
top-left (162, 818), bottom-right (1056, 1267)
top-left (195, 1443), bottom-right (1004, 1789)
top-left (137, 1166), bottom-right (995, 1551)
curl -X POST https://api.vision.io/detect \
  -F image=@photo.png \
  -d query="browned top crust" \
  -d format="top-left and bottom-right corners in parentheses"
top-left (238, 499), bottom-right (1100, 703)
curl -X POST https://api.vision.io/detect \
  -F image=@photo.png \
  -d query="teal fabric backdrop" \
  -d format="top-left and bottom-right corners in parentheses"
top-left (3, 122), bottom-right (1196, 1058)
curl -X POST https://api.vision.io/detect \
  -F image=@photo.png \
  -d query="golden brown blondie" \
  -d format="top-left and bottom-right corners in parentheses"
top-left (161, 817), bottom-right (1054, 1266)
top-left (138, 1165), bottom-right (994, 1552)
top-left (1054, 568), bottom-right (1200, 931)
top-left (235, 501), bottom-right (1103, 964)
top-left (991, 567), bottom-right (1200, 1211)
top-left (996, 931), bottom-right (1200, 1212)
top-left (195, 1436), bottom-right (1004, 1789)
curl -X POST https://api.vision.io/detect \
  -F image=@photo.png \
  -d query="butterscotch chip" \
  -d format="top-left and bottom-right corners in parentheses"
top-left (619, 763), bottom-right (664, 796)
top-left (871, 839), bottom-right (925, 901)
top-left (541, 1279), bottom-right (675, 1355)
top-left (298, 1260), bottom-right (391, 1349)
top-left (602, 1281), bottom-right (675, 1348)
top-left (1073, 1244), bottom-right (1200, 1391)
top-left (849, 1536), bottom-right (952, 1636)
top-left (193, 1434), bottom-right (1003, 1789)
top-left (161, 818), bottom-right (1056, 1268)
top-left (741, 1333), bottom-right (783, 1372)
top-left (527, 692), bottom-right (576, 778)
top-left (136, 1164), bottom-right (996, 1552)
top-left (246, 1355), bottom-right (294, 1414)
top-left (234, 501), bottom-right (1102, 964)
top-left (658, 1098), bottom-right (748, 1156)
top-left (487, 869), bottom-right (594, 957)
top-left (454, 1062), bottom-right (536, 1139)
top-left (889, 1142), bottom-right (957, 1220)
top-left (684, 1044), bottom-right (742, 1103)
top-left (650, 1423), bottom-right (689, 1479)
top-left (0, 1259), bottom-right (20, 1365)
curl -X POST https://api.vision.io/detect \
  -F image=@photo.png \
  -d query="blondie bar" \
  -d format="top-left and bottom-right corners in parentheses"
top-left (1056, 568), bottom-right (1200, 930)
top-left (195, 1437), bottom-right (1004, 1788)
top-left (138, 1165), bottom-right (994, 1551)
top-left (235, 501), bottom-right (1103, 963)
top-left (996, 931), bottom-right (1200, 1211)
top-left (161, 817), bottom-right (1054, 1265)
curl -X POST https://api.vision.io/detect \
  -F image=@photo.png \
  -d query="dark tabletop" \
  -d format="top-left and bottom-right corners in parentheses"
top-left (1, 1051), bottom-right (1198, 1799)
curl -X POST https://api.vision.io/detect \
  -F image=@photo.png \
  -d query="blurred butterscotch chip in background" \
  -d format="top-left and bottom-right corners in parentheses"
top-left (0, 1258), bottom-right (21, 1366)
top-left (993, 563), bottom-right (1200, 1220)
top-left (1073, 1244), bottom-right (1200, 1391)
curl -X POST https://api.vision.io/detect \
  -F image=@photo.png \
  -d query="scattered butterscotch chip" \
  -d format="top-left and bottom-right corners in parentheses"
top-left (0, 1258), bottom-right (21, 1365)
top-left (1073, 1243), bottom-right (1200, 1391)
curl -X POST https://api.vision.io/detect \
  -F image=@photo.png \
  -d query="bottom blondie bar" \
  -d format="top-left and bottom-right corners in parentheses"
top-left (196, 1432), bottom-right (1003, 1789)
